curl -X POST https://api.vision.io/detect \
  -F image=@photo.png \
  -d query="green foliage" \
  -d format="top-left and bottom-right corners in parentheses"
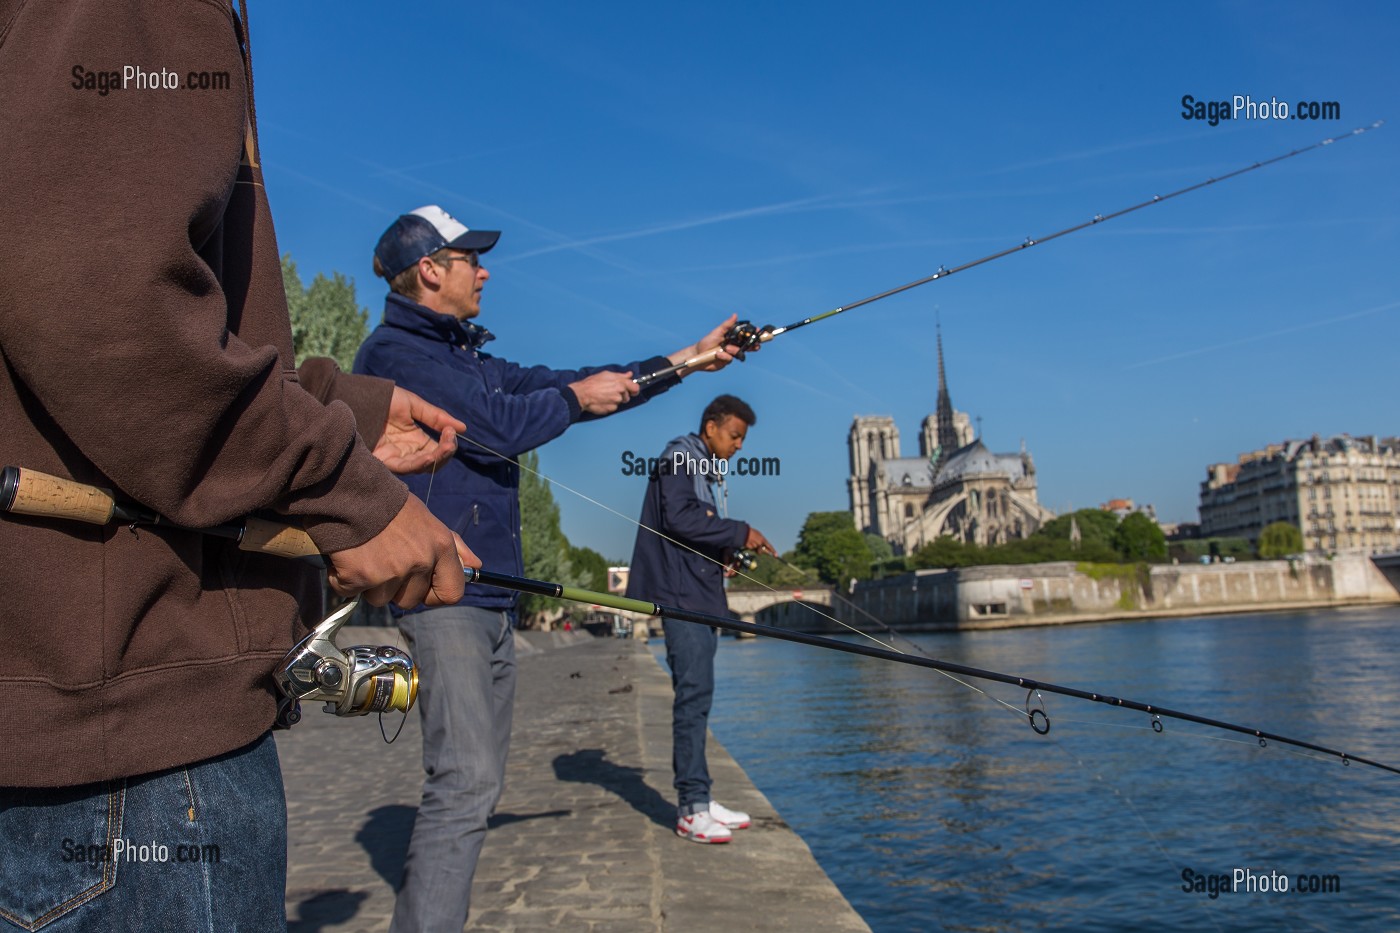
top-left (909, 508), bottom-right (1167, 572)
top-left (869, 555), bottom-right (912, 578)
top-left (1258, 521), bottom-right (1304, 559)
top-left (912, 536), bottom-right (976, 569)
top-left (793, 511), bottom-right (872, 585)
top-left (1078, 561), bottom-right (1152, 610)
top-left (1039, 509), bottom-right (1120, 552)
top-left (568, 545), bottom-right (609, 592)
top-left (728, 550), bottom-right (810, 589)
top-left (282, 254), bottom-right (370, 370)
top-left (1112, 512), bottom-right (1167, 562)
top-left (863, 533), bottom-right (894, 563)
top-left (517, 450), bottom-right (584, 622)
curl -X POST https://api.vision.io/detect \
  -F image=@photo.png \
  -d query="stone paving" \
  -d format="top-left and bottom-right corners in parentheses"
top-left (278, 628), bottom-right (869, 932)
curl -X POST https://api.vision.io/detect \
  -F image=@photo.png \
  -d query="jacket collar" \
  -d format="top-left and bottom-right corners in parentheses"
top-left (382, 292), bottom-right (495, 350)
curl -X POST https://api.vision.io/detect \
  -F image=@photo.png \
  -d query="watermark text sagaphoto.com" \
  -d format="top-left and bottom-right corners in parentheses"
top-left (62, 837), bottom-right (221, 865)
top-left (1180, 867), bottom-right (1340, 898)
top-left (1180, 94), bottom-right (1341, 126)
top-left (71, 65), bottom-right (231, 96)
top-left (619, 450), bottom-right (781, 478)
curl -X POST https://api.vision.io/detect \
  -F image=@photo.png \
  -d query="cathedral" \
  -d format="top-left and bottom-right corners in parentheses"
top-left (847, 331), bottom-right (1054, 554)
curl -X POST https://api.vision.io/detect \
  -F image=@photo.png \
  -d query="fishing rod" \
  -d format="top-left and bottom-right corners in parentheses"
top-left (462, 565), bottom-right (1400, 776)
top-left (639, 121), bottom-right (1385, 386)
top-left (11, 463), bottom-right (1393, 774)
top-left (453, 434), bottom-right (1400, 775)
top-left (0, 465), bottom-right (419, 728)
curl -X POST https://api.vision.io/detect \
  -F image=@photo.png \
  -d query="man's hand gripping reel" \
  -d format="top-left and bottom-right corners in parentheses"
top-left (633, 319), bottom-right (775, 388)
top-left (724, 319), bottom-right (772, 361)
top-left (273, 598), bottom-right (418, 728)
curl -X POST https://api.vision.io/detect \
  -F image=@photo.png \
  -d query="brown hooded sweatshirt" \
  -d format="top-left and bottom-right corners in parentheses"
top-left (0, 0), bottom-right (408, 786)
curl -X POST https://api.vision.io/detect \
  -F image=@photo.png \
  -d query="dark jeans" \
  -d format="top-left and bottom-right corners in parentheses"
top-left (0, 732), bottom-right (286, 932)
top-left (663, 619), bottom-right (717, 816)
top-left (391, 604), bottom-right (516, 933)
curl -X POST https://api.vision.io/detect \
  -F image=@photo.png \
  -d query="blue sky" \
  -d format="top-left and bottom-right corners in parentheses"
top-left (252, 2), bottom-right (1399, 561)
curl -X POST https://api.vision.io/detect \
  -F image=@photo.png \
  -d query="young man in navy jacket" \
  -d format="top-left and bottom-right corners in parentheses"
top-left (625, 395), bottom-right (773, 843)
top-left (355, 205), bottom-right (750, 930)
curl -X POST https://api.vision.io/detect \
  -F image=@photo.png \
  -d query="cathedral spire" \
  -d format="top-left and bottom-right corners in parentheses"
top-left (933, 323), bottom-right (958, 475)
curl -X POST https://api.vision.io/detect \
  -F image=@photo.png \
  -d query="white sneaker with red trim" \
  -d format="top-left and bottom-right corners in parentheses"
top-left (675, 809), bottom-right (733, 844)
top-left (709, 800), bottom-right (751, 830)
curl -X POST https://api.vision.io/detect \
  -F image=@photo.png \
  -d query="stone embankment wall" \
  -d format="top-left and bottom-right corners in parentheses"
top-left (756, 554), bottom-right (1398, 633)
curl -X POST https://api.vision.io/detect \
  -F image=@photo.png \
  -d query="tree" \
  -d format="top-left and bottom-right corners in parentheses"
top-left (1040, 509), bottom-right (1119, 551)
top-left (793, 511), bottom-right (872, 585)
top-left (1258, 521), bottom-right (1304, 559)
top-left (569, 545), bottom-right (609, 592)
top-left (282, 254), bottom-right (370, 370)
top-left (864, 533), bottom-right (894, 563)
top-left (728, 550), bottom-right (810, 589)
top-left (912, 536), bottom-right (973, 569)
top-left (517, 450), bottom-right (584, 623)
top-left (1035, 509), bottom-right (1121, 563)
top-left (1112, 512), bottom-right (1167, 562)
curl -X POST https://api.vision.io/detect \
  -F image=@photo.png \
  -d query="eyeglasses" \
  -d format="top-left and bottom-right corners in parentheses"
top-left (438, 251), bottom-right (481, 270)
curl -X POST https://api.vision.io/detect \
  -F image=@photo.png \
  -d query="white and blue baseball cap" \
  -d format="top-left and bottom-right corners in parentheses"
top-left (374, 205), bottom-right (500, 279)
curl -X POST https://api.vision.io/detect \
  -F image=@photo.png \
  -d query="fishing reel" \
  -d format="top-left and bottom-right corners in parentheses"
top-left (273, 597), bottom-right (418, 728)
top-left (726, 548), bottom-right (760, 573)
top-left (723, 320), bottom-right (772, 359)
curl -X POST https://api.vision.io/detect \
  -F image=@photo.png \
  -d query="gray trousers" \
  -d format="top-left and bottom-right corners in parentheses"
top-left (391, 604), bottom-right (516, 933)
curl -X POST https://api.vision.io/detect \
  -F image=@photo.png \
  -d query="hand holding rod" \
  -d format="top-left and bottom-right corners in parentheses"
top-left (635, 325), bottom-right (776, 387)
top-left (0, 465), bottom-right (416, 725)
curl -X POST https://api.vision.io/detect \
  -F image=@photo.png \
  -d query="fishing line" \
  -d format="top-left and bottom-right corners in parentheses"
top-left (456, 435), bottom-right (1400, 776)
top-left (635, 121), bottom-right (1385, 385)
top-left (453, 431), bottom-right (901, 650)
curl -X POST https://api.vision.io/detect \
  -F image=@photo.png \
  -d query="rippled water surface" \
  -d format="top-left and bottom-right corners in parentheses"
top-left (674, 606), bottom-right (1400, 932)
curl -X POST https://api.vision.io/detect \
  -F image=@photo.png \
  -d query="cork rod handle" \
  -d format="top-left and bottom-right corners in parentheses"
top-left (0, 466), bottom-right (117, 525)
top-left (1, 465), bottom-right (321, 559)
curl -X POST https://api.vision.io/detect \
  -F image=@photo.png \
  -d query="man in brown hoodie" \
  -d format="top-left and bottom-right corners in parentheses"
top-left (0, 2), bottom-right (472, 929)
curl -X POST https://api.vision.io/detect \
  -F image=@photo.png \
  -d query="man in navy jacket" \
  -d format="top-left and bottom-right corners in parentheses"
top-left (625, 394), bottom-right (773, 844)
top-left (354, 205), bottom-right (750, 931)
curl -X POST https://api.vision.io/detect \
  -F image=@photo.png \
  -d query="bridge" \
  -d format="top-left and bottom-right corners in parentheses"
top-left (726, 585), bottom-right (833, 623)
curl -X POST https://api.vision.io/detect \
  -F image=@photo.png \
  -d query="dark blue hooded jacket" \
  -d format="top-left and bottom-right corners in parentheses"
top-left (354, 292), bottom-right (680, 611)
top-left (624, 433), bottom-right (748, 616)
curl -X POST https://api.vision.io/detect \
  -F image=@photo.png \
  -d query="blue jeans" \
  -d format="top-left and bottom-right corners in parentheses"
top-left (391, 604), bottom-right (516, 933)
top-left (663, 619), bottom-right (717, 816)
top-left (0, 733), bottom-right (286, 932)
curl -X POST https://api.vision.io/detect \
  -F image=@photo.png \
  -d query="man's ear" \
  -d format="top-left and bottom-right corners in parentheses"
top-left (417, 256), bottom-right (444, 291)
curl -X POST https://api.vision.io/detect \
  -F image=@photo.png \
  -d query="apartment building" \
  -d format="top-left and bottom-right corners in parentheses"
top-left (1199, 434), bottom-right (1399, 554)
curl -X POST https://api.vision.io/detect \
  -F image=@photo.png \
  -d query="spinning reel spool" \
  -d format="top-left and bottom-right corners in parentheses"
top-left (274, 598), bottom-right (418, 727)
top-left (728, 548), bottom-right (760, 573)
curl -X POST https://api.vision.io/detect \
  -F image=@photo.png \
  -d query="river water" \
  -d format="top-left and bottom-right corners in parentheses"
top-left (695, 606), bottom-right (1400, 932)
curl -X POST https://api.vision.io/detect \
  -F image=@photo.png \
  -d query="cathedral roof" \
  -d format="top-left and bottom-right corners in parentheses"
top-left (933, 440), bottom-right (1028, 487)
top-left (877, 457), bottom-right (935, 488)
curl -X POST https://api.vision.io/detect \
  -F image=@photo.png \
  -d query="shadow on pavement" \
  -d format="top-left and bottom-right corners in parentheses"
top-left (553, 747), bottom-right (673, 829)
top-left (355, 803), bottom-right (573, 894)
top-left (357, 805), bottom-right (416, 890)
top-left (288, 889), bottom-right (369, 933)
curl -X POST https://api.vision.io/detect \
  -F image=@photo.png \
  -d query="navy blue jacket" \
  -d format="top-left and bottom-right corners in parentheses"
top-left (354, 293), bottom-right (680, 611)
top-left (625, 433), bottom-right (748, 617)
